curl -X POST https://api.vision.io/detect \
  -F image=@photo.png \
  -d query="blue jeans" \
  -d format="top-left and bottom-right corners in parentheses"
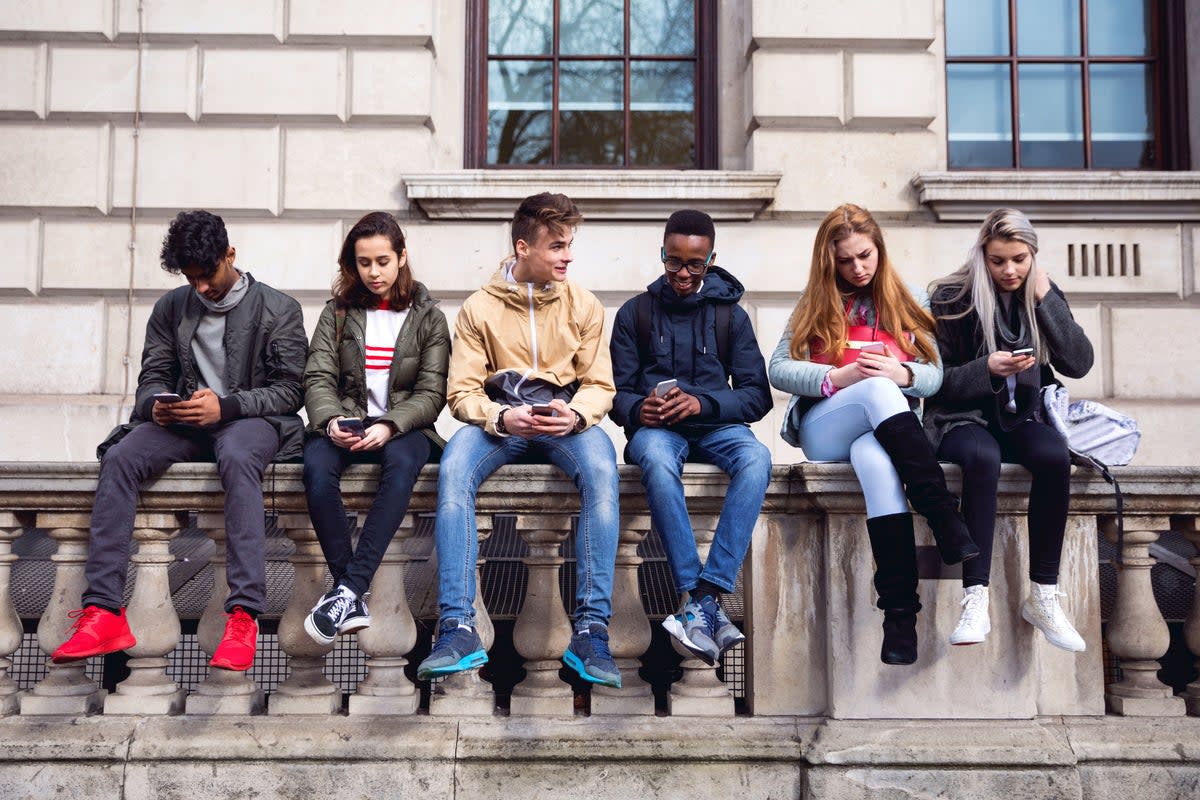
top-left (434, 424), bottom-right (619, 628)
top-left (626, 424), bottom-right (771, 594)
top-left (303, 430), bottom-right (431, 598)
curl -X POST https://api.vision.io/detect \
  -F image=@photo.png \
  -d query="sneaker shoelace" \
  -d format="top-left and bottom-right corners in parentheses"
top-left (326, 594), bottom-right (353, 621)
top-left (66, 607), bottom-right (102, 632)
top-left (226, 611), bottom-right (256, 639)
top-left (959, 592), bottom-right (986, 625)
top-left (586, 629), bottom-right (612, 662)
top-left (697, 600), bottom-right (718, 635)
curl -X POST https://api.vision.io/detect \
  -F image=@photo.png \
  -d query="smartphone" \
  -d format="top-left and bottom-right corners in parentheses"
top-left (1011, 347), bottom-right (1034, 357)
top-left (653, 379), bottom-right (678, 397)
top-left (859, 342), bottom-right (887, 354)
top-left (531, 404), bottom-right (558, 417)
top-left (153, 392), bottom-right (184, 404)
top-left (336, 418), bottom-right (367, 437)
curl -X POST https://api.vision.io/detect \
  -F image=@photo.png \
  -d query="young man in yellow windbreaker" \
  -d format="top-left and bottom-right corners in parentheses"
top-left (416, 192), bottom-right (622, 688)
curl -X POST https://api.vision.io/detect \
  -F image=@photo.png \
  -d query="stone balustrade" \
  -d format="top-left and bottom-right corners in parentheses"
top-left (0, 462), bottom-right (1198, 799)
top-left (0, 462), bottom-right (1195, 724)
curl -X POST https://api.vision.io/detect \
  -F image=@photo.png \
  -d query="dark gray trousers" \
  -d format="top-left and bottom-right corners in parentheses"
top-left (83, 418), bottom-right (279, 614)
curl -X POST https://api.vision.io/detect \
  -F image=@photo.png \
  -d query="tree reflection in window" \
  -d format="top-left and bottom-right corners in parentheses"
top-left (483, 0), bottom-right (704, 167)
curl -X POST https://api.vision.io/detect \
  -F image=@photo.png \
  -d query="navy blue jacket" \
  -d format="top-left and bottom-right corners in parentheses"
top-left (609, 266), bottom-right (771, 437)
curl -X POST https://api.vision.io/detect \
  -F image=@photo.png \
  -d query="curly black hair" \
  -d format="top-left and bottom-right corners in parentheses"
top-left (160, 210), bottom-right (229, 275)
top-left (664, 209), bottom-right (715, 246)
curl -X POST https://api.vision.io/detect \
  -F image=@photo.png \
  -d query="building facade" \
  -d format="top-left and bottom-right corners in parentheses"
top-left (1, 0), bottom-right (1197, 465)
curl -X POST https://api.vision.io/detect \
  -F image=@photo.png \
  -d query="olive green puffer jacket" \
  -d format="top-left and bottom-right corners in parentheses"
top-left (303, 281), bottom-right (449, 450)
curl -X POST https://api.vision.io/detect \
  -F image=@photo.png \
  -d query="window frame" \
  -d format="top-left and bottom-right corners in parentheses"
top-left (943, 0), bottom-right (1188, 170)
top-left (464, 0), bottom-right (718, 169)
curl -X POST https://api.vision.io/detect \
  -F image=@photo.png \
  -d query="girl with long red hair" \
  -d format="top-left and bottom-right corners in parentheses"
top-left (768, 203), bottom-right (977, 665)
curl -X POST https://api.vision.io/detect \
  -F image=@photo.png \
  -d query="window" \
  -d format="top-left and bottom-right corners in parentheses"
top-left (465, 0), bottom-right (717, 168)
top-left (944, 0), bottom-right (1188, 169)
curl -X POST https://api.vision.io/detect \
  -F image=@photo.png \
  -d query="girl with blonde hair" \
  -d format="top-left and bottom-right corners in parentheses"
top-left (927, 208), bottom-right (1093, 651)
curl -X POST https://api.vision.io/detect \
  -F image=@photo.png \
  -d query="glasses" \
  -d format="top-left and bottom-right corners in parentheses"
top-left (660, 247), bottom-right (714, 275)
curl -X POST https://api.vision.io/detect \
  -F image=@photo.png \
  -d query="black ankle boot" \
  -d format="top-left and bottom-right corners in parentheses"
top-left (867, 513), bottom-right (922, 665)
top-left (873, 411), bottom-right (980, 565)
top-left (881, 609), bottom-right (918, 665)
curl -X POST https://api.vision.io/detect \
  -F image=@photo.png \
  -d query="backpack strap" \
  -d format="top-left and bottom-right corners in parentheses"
top-left (634, 292), bottom-right (653, 361)
top-left (1073, 450), bottom-right (1125, 568)
top-left (714, 302), bottom-right (732, 377)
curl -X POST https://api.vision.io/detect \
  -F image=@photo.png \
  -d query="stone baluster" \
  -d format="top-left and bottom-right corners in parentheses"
top-left (591, 513), bottom-right (654, 715)
top-left (509, 513), bottom-right (574, 716)
top-left (1102, 515), bottom-right (1185, 716)
top-left (350, 512), bottom-right (420, 715)
top-left (668, 513), bottom-right (735, 717)
top-left (429, 513), bottom-right (496, 715)
top-left (0, 512), bottom-right (31, 716)
top-left (21, 513), bottom-right (106, 715)
top-left (1176, 515), bottom-right (1200, 716)
top-left (186, 512), bottom-right (264, 715)
top-left (105, 512), bottom-right (188, 715)
top-left (270, 514), bottom-right (339, 715)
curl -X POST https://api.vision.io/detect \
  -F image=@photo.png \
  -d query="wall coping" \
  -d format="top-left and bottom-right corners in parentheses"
top-left (912, 171), bottom-right (1200, 222)
top-left (402, 170), bottom-right (782, 221)
top-left (0, 462), bottom-right (1195, 518)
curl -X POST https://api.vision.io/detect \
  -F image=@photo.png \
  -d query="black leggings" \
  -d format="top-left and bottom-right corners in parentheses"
top-left (937, 421), bottom-right (1070, 587)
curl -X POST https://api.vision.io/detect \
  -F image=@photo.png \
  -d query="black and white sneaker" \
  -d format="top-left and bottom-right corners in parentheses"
top-left (338, 594), bottom-right (371, 635)
top-left (304, 585), bottom-right (356, 646)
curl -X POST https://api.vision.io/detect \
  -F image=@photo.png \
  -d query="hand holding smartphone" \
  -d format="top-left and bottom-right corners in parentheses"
top-left (1011, 347), bottom-right (1034, 357)
top-left (154, 392), bottom-right (184, 404)
top-left (653, 379), bottom-right (678, 397)
top-left (530, 404), bottom-right (557, 417)
top-left (336, 418), bottom-right (367, 438)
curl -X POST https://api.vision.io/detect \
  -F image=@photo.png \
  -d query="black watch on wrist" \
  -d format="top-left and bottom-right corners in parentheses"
top-left (496, 409), bottom-right (508, 435)
top-left (572, 411), bottom-right (586, 433)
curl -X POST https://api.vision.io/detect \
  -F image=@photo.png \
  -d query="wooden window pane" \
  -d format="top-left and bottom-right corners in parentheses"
top-left (489, 0), bottom-right (553, 56)
top-left (1090, 63), bottom-right (1154, 167)
top-left (1018, 63), bottom-right (1085, 167)
top-left (1088, 0), bottom-right (1151, 56)
top-left (631, 0), bottom-right (695, 56)
top-left (947, 63), bottom-right (1014, 168)
top-left (488, 60), bottom-right (553, 164)
top-left (630, 61), bottom-right (695, 165)
top-left (559, 61), bottom-right (625, 165)
top-left (1017, 0), bottom-right (1082, 56)
top-left (945, 0), bottom-right (1010, 57)
top-left (561, 0), bottom-right (624, 56)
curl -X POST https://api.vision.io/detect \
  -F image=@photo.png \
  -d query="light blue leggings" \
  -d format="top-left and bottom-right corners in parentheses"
top-left (798, 377), bottom-right (911, 519)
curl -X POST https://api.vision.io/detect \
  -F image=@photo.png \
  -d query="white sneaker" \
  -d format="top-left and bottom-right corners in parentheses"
top-left (949, 585), bottom-right (990, 645)
top-left (1021, 583), bottom-right (1086, 652)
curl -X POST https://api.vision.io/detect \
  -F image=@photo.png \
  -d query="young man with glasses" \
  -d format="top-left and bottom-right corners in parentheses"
top-left (416, 192), bottom-right (622, 688)
top-left (609, 209), bottom-right (772, 667)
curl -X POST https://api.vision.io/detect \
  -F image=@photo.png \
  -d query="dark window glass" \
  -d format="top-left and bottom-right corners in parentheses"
top-left (944, 0), bottom-right (1172, 169)
top-left (471, 0), bottom-right (714, 168)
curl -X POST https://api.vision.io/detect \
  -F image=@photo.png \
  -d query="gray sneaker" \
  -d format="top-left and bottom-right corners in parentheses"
top-left (662, 597), bottom-right (720, 665)
top-left (711, 601), bottom-right (745, 654)
top-left (416, 620), bottom-right (488, 680)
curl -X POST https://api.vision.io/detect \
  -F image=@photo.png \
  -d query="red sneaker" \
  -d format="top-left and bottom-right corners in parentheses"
top-left (210, 606), bottom-right (257, 671)
top-left (51, 606), bottom-right (136, 663)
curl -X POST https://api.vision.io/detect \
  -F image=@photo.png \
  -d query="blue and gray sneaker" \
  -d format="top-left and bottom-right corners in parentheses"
top-left (562, 623), bottom-right (622, 688)
top-left (416, 620), bottom-right (488, 680)
top-left (711, 601), bottom-right (745, 655)
top-left (662, 596), bottom-right (721, 665)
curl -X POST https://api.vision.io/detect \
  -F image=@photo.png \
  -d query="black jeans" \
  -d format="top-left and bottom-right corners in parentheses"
top-left (302, 430), bottom-right (431, 597)
top-left (937, 420), bottom-right (1071, 587)
top-left (84, 418), bottom-right (280, 614)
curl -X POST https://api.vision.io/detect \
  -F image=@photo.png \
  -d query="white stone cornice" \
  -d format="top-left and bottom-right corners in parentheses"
top-left (912, 171), bottom-right (1200, 222)
top-left (402, 170), bottom-right (782, 221)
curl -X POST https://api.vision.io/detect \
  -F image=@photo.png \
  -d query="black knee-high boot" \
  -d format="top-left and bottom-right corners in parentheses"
top-left (866, 512), bottom-right (920, 665)
top-left (873, 411), bottom-right (979, 565)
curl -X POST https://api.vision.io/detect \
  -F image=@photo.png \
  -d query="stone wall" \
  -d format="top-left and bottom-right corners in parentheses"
top-left (0, 0), bottom-right (1197, 465)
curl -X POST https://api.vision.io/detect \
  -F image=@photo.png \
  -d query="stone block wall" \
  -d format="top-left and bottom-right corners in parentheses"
top-left (0, 0), bottom-right (1197, 465)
